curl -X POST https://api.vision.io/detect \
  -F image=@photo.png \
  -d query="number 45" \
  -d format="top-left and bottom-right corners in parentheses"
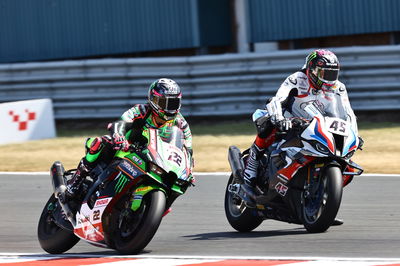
top-left (330, 120), bottom-right (346, 133)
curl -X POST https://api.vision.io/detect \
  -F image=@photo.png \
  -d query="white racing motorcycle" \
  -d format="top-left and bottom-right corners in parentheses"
top-left (226, 95), bottom-right (363, 233)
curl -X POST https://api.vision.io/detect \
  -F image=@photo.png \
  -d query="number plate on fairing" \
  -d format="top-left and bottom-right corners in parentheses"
top-left (326, 117), bottom-right (349, 136)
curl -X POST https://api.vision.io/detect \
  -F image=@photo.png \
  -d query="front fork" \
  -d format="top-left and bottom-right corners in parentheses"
top-left (303, 160), bottom-right (356, 199)
top-left (303, 163), bottom-right (324, 201)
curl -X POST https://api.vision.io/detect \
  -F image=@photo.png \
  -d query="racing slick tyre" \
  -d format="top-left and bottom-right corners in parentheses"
top-left (225, 174), bottom-right (263, 232)
top-left (301, 165), bottom-right (343, 233)
top-left (37, 195), bottom-right (80, 254)
top-left (113, 190), bottom-right (166, 254)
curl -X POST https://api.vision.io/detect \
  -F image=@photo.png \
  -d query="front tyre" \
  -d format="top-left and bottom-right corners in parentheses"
top-left (224, 174), bottom-right (263, 232)
top-left (37, 195), bottom-right (79, 254)
top-left (113, 190), bottom-right (166, 254)
top-left (302, 166), bottom-right (343, 233)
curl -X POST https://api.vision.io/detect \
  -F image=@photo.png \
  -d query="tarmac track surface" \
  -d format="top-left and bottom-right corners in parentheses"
top-left (0, 172), bottom-right (399, 265)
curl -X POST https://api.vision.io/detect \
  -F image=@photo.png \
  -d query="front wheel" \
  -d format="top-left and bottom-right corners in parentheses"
top-left (301, 166), bottom-right (343, 233)
top-left (113, 190), bottom-right (166, 254)
top-left (37, 195), bottom-right (80, 254)
top-left (224, 174), bottom-right (263, 232)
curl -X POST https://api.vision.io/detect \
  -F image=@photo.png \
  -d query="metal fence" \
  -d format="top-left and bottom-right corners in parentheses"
top-left (1, 45), bottom-right (400, 120)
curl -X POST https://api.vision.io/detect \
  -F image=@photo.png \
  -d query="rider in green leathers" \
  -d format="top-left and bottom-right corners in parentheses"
top-left (66, 78), bottom-right (193, 200)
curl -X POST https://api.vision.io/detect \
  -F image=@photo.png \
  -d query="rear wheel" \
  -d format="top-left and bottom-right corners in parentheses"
top-left (37, 195), bottom-right (79, 254)
top-left (301, 166), bottom-right (343, 233)
top-left (113, 190), bottom-right (166, 254)
top-left (224, 174), bottom-right (263, 232)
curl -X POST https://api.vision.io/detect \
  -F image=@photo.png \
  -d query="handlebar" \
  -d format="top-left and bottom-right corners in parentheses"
top-left (275, 117), bottom-right (310, 134)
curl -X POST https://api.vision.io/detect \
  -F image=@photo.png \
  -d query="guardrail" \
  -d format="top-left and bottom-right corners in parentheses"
top-left (1, 45), bottom-right (400, 120)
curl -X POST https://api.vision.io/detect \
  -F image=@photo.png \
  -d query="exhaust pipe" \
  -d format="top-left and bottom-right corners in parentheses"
top-left (51, 161), bottom-right (66, 199)
top-left (228, 146), bottom-right (244, 180)
top-left (50, 161), bottom-right (76, 226)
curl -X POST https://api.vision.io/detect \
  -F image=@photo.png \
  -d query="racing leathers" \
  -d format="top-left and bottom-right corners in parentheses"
top-left (243, 68), bottom-right (358, 186)
top-left (67, 103), bottom-right (193, 199)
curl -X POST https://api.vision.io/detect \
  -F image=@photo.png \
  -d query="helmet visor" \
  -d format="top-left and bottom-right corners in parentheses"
top-left (317, 67), bottom-right (339, 84)
top-left (152, 95), bottom-right (181, 113)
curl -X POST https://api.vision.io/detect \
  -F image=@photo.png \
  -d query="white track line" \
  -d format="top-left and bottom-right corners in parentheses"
top-left (1, 253), bottom-right (400, 261)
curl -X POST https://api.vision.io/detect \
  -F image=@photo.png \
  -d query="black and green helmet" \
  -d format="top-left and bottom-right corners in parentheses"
top-left (148, 78), bottom-right (182, 121)
top-left (305, 49), bottom-right (340, 91)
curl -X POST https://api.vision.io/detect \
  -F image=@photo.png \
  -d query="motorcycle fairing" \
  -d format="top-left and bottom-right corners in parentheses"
top-left (276, 155), bottom-right (315, 183)
top-left (74, 196), bottom-right (112, 246)
top-left (342, 128), bottom-right (358, 156)
top-left (312, 117), bottom-right (335, 153)
top-left (300, 115), bottom-right (359, 158)
top-left (73, 161), bottom-right (144, 245)
top-left (145, 128), bottom-right (191, 181)
top-left (130, 184), bottom-right (166, 211)
top-left (117, 157), bottom-right (147, 180)
top-left (302, 116), bottom-right (335, 154)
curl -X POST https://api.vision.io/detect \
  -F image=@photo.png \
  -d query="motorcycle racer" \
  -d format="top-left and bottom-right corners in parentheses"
top-left (243, 49), bottom-right (363, 196)
top-left (66, 78), bottom-right (193, 201)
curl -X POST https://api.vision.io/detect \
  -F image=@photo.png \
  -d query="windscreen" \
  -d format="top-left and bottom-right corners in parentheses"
top-left (158, 126), bottom-right (185, 150)
top-left (293, 92), bottom-right (348, 121)
top-left (321, 92), bottom-right (348, 120)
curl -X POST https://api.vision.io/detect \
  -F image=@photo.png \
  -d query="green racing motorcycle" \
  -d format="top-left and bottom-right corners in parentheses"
top-left (37, 126), bottom-right (194, 254)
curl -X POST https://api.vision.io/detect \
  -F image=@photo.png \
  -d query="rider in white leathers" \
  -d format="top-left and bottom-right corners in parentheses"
top-left (243, 49), bottom-right (361, 194)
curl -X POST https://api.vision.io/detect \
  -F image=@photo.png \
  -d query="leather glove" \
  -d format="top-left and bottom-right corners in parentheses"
top-left (269, 114), bottom-right (284, 125)
top-left (112, 133), bottom-right (130, 151)
top-left (276, 118), bottom-right (292, 132)
top-left (291, 117), bottom-right (309, 131)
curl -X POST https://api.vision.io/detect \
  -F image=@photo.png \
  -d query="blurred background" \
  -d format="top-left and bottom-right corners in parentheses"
top-left (1, 0), bottom-right (400, 123)
top-left (0, 0), bottom-right (399, 173)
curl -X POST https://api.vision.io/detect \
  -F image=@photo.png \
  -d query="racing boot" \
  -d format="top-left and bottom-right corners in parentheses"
top-left (241, 143), bottom-right (265, 206)
top-left (65, 158), bottom-right (92, 201)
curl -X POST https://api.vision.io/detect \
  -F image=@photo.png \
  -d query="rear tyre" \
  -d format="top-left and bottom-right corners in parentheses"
top-left (37, 195), bottom-right (79, 254)
top-left (224, 174), bottom-right (263, 232)
top-left (113, 190), bottom-right (166, 254)
top-left (302, 166), bottom-right (343, 233)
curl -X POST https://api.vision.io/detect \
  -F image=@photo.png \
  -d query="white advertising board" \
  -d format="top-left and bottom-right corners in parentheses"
top-left (0, 99), bottom-right (56, 145)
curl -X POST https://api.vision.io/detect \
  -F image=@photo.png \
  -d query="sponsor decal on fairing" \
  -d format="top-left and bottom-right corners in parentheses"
top-left (275, 182), bottom-right (289, 196)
